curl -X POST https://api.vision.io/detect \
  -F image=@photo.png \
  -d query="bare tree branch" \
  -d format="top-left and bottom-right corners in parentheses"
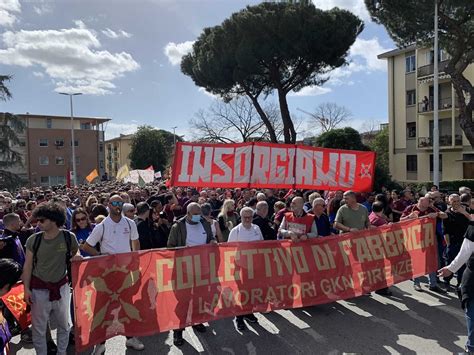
top-left (301, 102), bottom-right (352, 134)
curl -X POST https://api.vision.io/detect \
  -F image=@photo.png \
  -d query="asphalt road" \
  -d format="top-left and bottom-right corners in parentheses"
top-left (10, 279), bottom-right (468, 355)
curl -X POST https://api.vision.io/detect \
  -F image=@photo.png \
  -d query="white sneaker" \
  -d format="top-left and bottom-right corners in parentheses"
top-left (125, 337), bottom-right (145, 351)
top-left (92, 343), bottom-right (106, 355)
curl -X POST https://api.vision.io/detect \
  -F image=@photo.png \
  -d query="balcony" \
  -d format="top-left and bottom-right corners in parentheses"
top-left (418, 97), bottom-right (458, 113)
top-left (417, 60), bottom-right (449, 78)
top-left (418, 135), bottom-right (463, 148)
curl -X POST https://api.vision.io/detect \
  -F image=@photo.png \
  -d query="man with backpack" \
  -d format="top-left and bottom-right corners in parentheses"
top-left (22, 202), bottom-right (80, 355)
top-left (80, 194), bottom-right (144, 354)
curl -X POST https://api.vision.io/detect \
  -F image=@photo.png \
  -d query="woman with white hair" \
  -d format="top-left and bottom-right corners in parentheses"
top-left (218, 199), bottom-right (239, 242)
top-left (227, 207), bottom-right (263, 331)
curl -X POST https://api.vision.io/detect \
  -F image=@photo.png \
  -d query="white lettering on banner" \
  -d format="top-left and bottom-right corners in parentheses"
top-left (233, 146), bottom-right (252, 184)
top-left (213, 147), bottom-right (234, 183)
top-left (339, 154), bottom-right (356, 188)
top-left (174, 143), bottom-right (365, 188)
top-left (177, 145), bottom-right (193, 182)
top-left (251, 146), bottom-right (271, 184)
top-left (314, 151), bottom-right (338, 187)
top-left (190, 146), bottom-right (214, 183)
top-left (295, 148), bottom-right (313, 185)
top-left (268, 148), bottom-right (295, 185)
top-left (285, 148), bottom-right (295, 185)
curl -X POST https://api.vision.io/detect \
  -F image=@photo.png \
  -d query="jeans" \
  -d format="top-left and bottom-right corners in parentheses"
top-left (31, 284), bottom-right (71, 355)
top-left (445, 243), bottom-right (465, 285)
top-left (414, 272), bottom-right (438, 287)
top-left (466, 300), bottom-right (474, 352)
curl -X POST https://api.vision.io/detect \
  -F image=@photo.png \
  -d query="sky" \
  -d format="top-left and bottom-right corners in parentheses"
top-left (0, 0), bottom-right (396, 140)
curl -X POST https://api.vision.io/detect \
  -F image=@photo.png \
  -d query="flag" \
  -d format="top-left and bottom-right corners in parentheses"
top-left (154, 171), bottom-right (162, 179)
top-left (66, 168), bottom-right (71, 188)
top-left (86, 169), bottom-right (99, 183)
top-left (146, 165), bottom-right (154, 171)
top-left (116, 164), bottom-right (129, 181)
top-left (138, 173), bottom-right (146, 187)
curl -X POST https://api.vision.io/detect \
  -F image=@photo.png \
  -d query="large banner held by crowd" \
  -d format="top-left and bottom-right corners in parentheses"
top-left (171, 142), bottom-right (376, 191)
top-left (73, 218), bottom-right (436, 351)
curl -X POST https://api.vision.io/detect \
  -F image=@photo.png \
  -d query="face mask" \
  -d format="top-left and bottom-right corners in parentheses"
top-left (191, 215), bottom-right (201, 223)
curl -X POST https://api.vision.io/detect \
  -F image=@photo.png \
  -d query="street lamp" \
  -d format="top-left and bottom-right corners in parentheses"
top-left (59, 92), bottom-right (82, 187)
top-left (172, 126), bottom-right (178, 148)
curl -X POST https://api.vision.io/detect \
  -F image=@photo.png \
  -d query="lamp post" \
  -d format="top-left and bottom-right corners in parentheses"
top-left (59, 92), bottom-right (82, 186)
top-left (172, 126), bottom-right (178, 148)
top-left (433, 0), bottom-right (440, 187)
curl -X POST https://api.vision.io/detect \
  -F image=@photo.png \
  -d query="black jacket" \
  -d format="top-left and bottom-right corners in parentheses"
top-left (253, 215), bottom-right (277, 240)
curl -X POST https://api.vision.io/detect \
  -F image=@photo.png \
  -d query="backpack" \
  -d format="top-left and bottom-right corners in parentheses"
top-left (32, 230), bottom-right (73, 285)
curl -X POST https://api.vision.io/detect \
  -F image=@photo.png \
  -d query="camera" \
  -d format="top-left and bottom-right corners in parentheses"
top-left (159, 211), bottom-right (166, 219)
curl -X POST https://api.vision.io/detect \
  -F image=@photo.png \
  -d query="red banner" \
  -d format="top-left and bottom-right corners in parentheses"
top-left (73, 218), bottom-right (436, 351)
top-left (1, 283), bottom-right (31, 330)
top-left (171, 142), bottom-right (376, 191)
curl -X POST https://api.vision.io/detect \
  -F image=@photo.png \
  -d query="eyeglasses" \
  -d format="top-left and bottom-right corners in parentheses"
top-left (36, 218), bottom-right (47, 223)
top-left (75, 217), bottom-right (87, 222)
top-left (110, 201), bottom-right (124, 207)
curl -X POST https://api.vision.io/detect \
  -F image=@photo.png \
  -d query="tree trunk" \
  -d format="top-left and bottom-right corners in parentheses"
top-left (446, 62), bottom-right (474, 147)
top-left (246, 94), bottom-right (278, 143)
top-left (276, 88), bottom-right (296, 144)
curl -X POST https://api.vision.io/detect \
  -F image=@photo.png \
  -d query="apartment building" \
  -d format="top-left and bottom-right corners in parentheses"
top-left (4, 113), bottom-right (110, 186)
top-left (105, 134), bottom-right (134, 178)
top-left (378, 46), bottom-right (474, 183)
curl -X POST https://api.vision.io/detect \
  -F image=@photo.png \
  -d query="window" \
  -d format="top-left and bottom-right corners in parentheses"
top-left (39, 156), bottom-right (49, 165)
top-left (100, 161), bottom-right (104, 169)
top-left (99, 143), bottom-right (103, 152)
top-left (40, 176), bottom-right (49, 184)
top-left (405, 55), bottom-right (416, 73)
top-left (406, 90), bottom-right (416, 106)
top-left (70, 140), bottom-right (79, 147)
top-left (406, 155), bottom-right (417, 172)
top-left (80, 123), bottom-right (91, 130)
top-left (49, 176), bottom-right (66, 185)
top-left (407, 123), bottom-right (416, 139)
top-left (55, 157), bottom-right (65, 165)
top-left (430, 154), bottom-right (443, 172)
top-left (46, 118), bottom-right (52, 129)
top-left (55, 138), bottom-right (64, 147)
top-left (427, 49), bottom-right (450, 64)
top-left (39, 139), bottom-right (48, 147)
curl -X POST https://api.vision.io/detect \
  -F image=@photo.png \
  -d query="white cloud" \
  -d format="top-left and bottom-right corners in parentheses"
top-left (33, 0), bottom-right (53, 15)
top-left (0, 21), bottom-right (140, 95)
top-left (164, 41), bottom-right (194, 66)
top-left (350, 37), bottom-right (388, 71)
top-left (312, 0), bottom-right (370, 21)
top-left (33, 71), bottom-right (44, 78)
top-left (0, 0), bottom-right (20, 27)
top-left (102, 28), bottom-right (132, 39)
top-left (289, 86), bottom-right (332, 97)
top-left (104, 122), bottom-right (139, 140)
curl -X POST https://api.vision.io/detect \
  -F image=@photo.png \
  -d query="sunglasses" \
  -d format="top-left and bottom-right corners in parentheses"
top-left (75, 217), bottom-right (87, 222)
top-left (110, 201), bottom-right (124, 207)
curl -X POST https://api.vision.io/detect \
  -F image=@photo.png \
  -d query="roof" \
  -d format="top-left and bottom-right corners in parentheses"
top-left (378, 44), bottom-right (417, 59)
top-left (105, 134), bottom-right (135, 143)
top-left (15, 113), bottom-right (111, 123)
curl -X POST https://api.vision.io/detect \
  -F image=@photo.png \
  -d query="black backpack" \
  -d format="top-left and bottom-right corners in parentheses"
top-left (32, 230), bottom-right (73, 284)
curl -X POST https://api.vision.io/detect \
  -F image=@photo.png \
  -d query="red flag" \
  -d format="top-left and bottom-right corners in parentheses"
top-left (146, 165), bottom-right (154, 171)
top-left (66, 168), bottom-right (71, 188)
top-left (1, 283), bottom-right (31, 330)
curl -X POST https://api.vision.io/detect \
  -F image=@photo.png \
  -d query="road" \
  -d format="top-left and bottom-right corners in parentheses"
top-left (10, 279), bottom-right (468, 354)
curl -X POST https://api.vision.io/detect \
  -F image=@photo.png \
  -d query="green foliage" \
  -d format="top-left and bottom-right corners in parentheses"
top-left (182, 2), bottom-right (363, 143)
top-left (128, 126), bottom-right (177, 172)
top-left (403, 180), bottom-right (474, 193)
top-left (365, 0), bottom-right (474, 147)
top-left (315, 127), bottom-right (369, 151)
top-left (369, 127), bottom-right (389, 171)
top-left (0, 75), bottom-right (25, 191)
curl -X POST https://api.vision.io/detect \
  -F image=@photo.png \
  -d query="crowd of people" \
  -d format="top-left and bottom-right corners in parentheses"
top-left (0, 182), bottom-right (473, 354)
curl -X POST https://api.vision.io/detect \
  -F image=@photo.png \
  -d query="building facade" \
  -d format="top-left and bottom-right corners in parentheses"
top-left (378, 46), bottom-right (474, 183)
top-left (105, 134), bottom-right (134, 178)
top-left (4, 113), bottom-right (109, 186)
